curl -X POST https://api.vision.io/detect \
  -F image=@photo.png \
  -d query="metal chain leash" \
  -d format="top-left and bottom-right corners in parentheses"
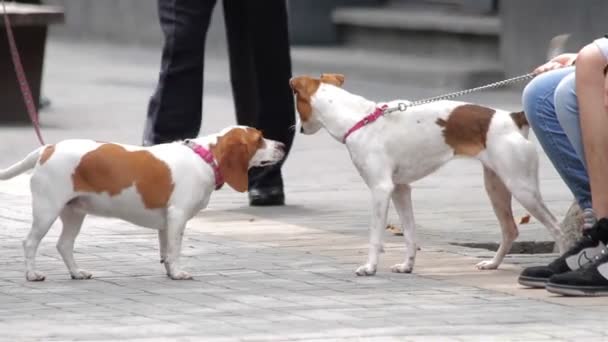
top-left (383, 73), bottom-right (536, 114)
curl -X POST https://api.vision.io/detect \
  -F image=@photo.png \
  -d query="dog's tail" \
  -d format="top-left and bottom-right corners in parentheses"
top-left (510, 111), bottom-right (528, 128)
top-left (0, 147), bottom-right (44, 180)
top-left (511, 111), bottom-right (530, 138)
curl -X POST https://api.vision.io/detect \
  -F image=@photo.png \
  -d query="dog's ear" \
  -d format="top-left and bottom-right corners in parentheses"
top-left (320, 73), bottom-right (345, 87)
top-left (214, 138), bottom-right (250, 193)
top-left (289, 76), bottom-right (320, 95)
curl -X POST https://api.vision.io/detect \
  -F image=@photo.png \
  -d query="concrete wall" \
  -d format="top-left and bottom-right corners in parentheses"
top-left (44, 0), bottom-right (381, 48)
top-left (288, 0), bottom-right (383, 45)
top-left (42, 0), bottom-right (608, 76)
top-left (501, 0), bottom-right (608, 77)
top-left (44, 0), bottom-right (228, 55)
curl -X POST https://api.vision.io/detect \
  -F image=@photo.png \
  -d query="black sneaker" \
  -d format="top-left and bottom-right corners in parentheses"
top-left (546, 248), bottom-right (608, 296)
top-left (518, 219), bottom-right (608, 288)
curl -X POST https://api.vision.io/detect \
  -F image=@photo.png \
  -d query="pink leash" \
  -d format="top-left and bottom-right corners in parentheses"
top-left (2, 0), bottom-right (45, 145)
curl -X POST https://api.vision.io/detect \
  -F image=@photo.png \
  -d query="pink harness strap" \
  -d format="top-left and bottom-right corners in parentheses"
top-left (342, 104), bottom-right (388, 143)
top-left (184, 140), bottom-right (224, 190)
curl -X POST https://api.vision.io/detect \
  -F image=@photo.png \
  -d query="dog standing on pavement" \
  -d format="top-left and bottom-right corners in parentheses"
top-left (0, 126), bottom-right (285, 281)
top-left (289, 73), bottom-right (569, 275)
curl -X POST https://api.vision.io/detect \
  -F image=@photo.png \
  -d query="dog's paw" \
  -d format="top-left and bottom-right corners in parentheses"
top-left (26, 271), bottom-right (46, 282)
top-left (70, 270), bottom-right (93, 280)
top-left (476, 260), bottom-right (499, 270)
top-left (391, 263), bottom-right (414, 273)
top-left (355, 264), bottom-right (377, 276)
top-left (169, 270), bottom-right (193, 280)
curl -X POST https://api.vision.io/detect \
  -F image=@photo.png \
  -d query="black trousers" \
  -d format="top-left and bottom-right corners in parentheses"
top-left (145, 0), bottom-right (295, 189)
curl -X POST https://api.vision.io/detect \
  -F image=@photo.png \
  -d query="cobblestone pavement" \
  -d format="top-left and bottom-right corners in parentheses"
top-left (0, 39), bottom-right (606, 341)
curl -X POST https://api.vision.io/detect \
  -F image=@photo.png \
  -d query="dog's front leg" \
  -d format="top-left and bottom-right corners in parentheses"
top-left (164, 208), bottom-right (192, 280)
top-left (158, 229), bottom-right (168, 265)
top-left (356, 183), bottom-right (394, 276)
top-left (390, 184), bottom-right (417, 273)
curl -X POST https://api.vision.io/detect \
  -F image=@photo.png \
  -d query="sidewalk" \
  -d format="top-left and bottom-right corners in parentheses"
top-left (0, 39), bottom-right (606, 341)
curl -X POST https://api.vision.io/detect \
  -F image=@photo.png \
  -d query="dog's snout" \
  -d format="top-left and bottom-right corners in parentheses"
top-left (300, 127), bottom-right (304, 133)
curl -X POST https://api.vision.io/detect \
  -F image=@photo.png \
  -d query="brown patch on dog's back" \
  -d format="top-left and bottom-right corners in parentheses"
top-left (72, 144), bottom-right (174, 209)
top-left (510, 111), bottom-right (528, 129)
top-left (436, 104), bottom-right (495, 156)
top-left (39, 145), bottom-right (55, 165)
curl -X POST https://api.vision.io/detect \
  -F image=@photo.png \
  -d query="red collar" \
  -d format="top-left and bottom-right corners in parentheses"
top-left (342, 104), bottom-right (388, 143)
top-left (184, 140), bottom-right (224, 190)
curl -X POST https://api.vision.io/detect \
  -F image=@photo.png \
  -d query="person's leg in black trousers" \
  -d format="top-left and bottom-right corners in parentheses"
top-left (144, 0), bottom-right (217, 145)
top-left (223, 0), bottom-right (296, 206)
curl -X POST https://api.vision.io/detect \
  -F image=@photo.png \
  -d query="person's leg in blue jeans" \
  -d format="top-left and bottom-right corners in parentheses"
top-left (545, 38), bottom-right (608, 296)
top-left (555, 73), bottom-right (587, 169)
top-left (522, 67), bottom-right (592, 212)
top-left (519, 67), bottom-right (605, 289)
top-left (553, 72), bottom-right (597, 230)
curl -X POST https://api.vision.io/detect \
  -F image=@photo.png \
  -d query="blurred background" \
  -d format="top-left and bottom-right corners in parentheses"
top-left (42, 0), bottom-right (608, 81)
top-left (3, 0), bottom-right (607, 127)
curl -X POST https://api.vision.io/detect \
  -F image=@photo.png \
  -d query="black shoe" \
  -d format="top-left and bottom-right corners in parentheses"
top-left (247, 165), bottom-right (285, 206)
top-left (518, 218), bottom-right (608, 288)
top-left (248, 186), bottom-right (285, 206)
top-left (546, 248), bottom-right (608, 296)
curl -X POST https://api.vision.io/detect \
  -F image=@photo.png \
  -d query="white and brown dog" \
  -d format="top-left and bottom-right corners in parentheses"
top-left (0, 126), bottom-right (285, 281)
top-left (290, 73), bottom-right (569, 276)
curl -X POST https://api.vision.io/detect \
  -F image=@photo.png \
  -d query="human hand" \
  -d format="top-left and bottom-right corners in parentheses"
top-left (533, 53), bottom-right (577, 75)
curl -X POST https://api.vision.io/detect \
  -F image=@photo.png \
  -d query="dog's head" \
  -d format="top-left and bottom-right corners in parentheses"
top-left (289, 73), bottom-right (345, 135)
top-left (211, 126), bottom-right (285, 192)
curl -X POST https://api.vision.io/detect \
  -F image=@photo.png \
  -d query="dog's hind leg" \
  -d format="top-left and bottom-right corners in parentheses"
top-left (57, 206), bottom-right (90, 280)
top-left (390, 184), bottom-right (417, 273)
top-left (23, 196), bottom-right (61, 281)
top-left (486, 137), bottom-right (568, 253)
top-left (476, 166), bottom-right (519, 270)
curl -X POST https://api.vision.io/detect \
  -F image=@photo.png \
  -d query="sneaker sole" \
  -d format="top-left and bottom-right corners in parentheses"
top-left (546, 283), bottom-right (608, 296)
top-left (518, 275), bottom-right (548, 288)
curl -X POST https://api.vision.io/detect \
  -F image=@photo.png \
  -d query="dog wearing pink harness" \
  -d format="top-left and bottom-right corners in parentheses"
top-left (290, 73), bottom-right (569, 275)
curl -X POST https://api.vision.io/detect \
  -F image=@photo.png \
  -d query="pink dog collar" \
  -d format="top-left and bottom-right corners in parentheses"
top-left (342, 104), bottom-right (389, 143)
top-left (184, 140), bottom-right (224, 190)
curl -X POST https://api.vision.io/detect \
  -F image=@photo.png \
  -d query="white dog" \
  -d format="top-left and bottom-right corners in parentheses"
top-left (290, 73), bottom-right (568, 275)
top-left (0, 126), bottom-right (285, 281)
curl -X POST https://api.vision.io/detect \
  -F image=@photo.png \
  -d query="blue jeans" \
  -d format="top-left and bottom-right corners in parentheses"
top-left (522, 66), bottom-right (592, 209)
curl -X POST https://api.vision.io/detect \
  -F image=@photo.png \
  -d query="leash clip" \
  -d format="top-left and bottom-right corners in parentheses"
top-left (397, 102), bottom-right (408, 112)
top-left (183, 139), bottom-right (195, 148)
